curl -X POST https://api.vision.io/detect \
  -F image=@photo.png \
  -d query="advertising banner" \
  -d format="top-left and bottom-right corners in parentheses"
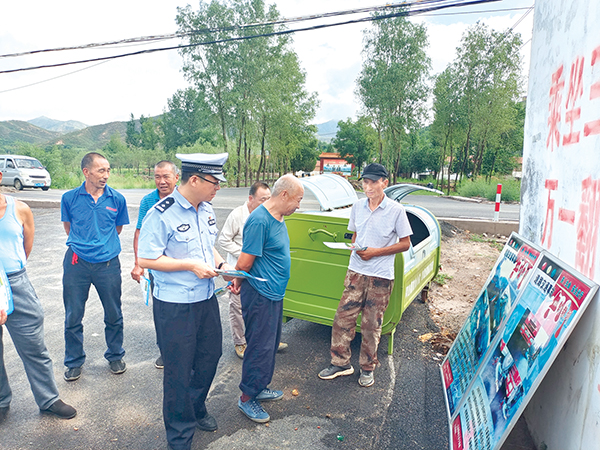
top-left (449, 252), bottom-right (597, 450)
top-left (441, 233), bottom-right (542, 417)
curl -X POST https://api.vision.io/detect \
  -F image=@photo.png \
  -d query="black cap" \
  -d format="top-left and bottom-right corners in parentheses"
top-left (360, 163), bottom-right (389, 181)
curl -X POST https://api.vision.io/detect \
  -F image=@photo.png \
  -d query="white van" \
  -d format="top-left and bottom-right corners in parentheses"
top-left (0, 155), bottom-right (52, 190)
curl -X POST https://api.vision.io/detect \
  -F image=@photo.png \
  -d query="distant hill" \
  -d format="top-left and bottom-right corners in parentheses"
top-left (316, 119), bottom-right (339, 142)
top-left (0, 120), bottom-right (59, 148)
top-left (29, 116), bottom-right (87, 133)
top-left (51, 121), bottom-right (128, 149)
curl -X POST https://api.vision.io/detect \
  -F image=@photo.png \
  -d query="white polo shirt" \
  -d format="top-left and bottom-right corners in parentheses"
top-left (348, 196), bottom-right (412, 280)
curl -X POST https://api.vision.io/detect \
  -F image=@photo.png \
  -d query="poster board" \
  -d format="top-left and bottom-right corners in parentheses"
top-left (441, 233), bottom-right (542, 417)
top-left (448, 252), bottom-right (597, 450)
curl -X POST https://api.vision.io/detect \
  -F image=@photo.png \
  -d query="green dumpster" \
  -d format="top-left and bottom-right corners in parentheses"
top-left (283, 174), bottom-right (442, 354)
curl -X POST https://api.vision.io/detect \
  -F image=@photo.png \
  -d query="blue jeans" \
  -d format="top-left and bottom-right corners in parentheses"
top-left (62, 247), bottom-right (125, 368)
top-left (0, 268), bottom-right (60, 410)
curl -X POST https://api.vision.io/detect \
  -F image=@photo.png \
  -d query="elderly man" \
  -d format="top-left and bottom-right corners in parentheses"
top-left (61, 152), bottom-right (129, 382)
top-left (318, 163), bottom-right (412, 387)
top-left (138, 153), bottom-right (235, 450)
top-left (131, 160), bottom-right (179, 369)
top-left (218, 181), bottom-right (287, 358)
top-left (0, 172), bottom-right (76, 422)
top-left (232, 174), bottom-right (304, 423)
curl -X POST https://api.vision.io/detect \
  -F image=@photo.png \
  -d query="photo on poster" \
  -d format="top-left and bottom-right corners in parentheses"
top-left (450, 253), bottom-right (597, 450)
top-left (441, 233), bottom-right (541, 417)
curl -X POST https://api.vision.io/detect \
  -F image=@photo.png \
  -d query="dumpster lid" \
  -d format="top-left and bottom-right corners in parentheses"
top-left (384, 184), bottom-right (444, 202)
top-left (300, 174), bottom-right (358, 211)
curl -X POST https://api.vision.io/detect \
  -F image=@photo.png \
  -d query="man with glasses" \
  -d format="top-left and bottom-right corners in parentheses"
top-left (130, 160), bottom-right (179, 370)
top-left (137, 153), bottom-right (234, 450)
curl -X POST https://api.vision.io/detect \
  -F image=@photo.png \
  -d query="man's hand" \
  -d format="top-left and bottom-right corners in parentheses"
top-left (230, 277), bottom-right (242, 295)
top-left (219, 263), bottom-right (236, 282)
top-left (356, 247), bottom-right (378, 261)
top-left (0, 310), bottom-right (7, 326)
top-left (131, 264), bottom-right (144, 283)
top-left (189, 260), bottom-right (218, 279)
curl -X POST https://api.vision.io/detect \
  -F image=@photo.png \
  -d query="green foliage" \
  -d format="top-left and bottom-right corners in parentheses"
top-left (457, 177), bottom-right (521, 202)
top-left (333, 116), bottom-right (376, 174)
top-left (433, 272), bottom-right (453, 286)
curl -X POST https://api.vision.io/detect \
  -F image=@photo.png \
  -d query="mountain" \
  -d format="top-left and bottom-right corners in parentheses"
top-left (29, 116), bottom-right (88, 133)
top-left (316, 119), bottom-right (339, 142)
top-left (50, 121), bottom-right (127, 149)
top-left (0, 120), bottom-right (59, 147)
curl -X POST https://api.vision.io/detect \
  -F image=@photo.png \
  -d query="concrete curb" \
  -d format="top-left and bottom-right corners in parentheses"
top-left (438, 217), bottom-right (519, 236)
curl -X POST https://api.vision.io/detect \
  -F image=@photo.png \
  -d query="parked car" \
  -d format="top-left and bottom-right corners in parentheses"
top-left (0, 155), bottom-right (51, 190)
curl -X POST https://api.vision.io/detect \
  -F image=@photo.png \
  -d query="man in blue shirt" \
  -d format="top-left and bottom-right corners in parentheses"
top-left (138, 153), bottom-right (234, 450)
top-left (61, 152), bottom-right (130, 382)
top-left (232, 174), bottom-right (304, 423)
top-left (130, 160), bottom-right (179, 370)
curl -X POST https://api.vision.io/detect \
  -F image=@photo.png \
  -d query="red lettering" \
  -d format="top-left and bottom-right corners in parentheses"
top-left (547, 66), bottom-right (565, 151)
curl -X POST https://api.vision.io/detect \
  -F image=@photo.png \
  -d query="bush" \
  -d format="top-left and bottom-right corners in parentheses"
top-left (457, 177), bottom-right (521, 202)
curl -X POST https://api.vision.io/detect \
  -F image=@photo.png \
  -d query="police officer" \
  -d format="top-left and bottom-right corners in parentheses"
top-left (137, 153), bottom-right (234, 450)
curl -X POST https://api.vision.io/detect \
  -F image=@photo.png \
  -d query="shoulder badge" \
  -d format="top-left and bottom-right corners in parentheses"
top-left (154, 197), bottom-right (175, 213)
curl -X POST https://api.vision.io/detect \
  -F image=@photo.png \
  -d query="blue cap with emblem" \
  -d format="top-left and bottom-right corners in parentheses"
top-left (176, 153), bottom-right (229, 182)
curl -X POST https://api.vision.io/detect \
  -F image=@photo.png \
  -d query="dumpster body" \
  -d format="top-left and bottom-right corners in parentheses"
top-left (283, 174), bottom-right (442, 353)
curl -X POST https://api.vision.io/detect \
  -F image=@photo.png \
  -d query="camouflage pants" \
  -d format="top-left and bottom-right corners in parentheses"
top-left (330, 270), bottom-right (394, 371)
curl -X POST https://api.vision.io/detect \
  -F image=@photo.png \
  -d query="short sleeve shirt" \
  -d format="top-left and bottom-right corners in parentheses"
top-left (241, 204), bottom-right (290, 301)
top-left (61, 182), bottom-right (129, 263)
top-left (138, 188), bottom-right (219, 303)
top-left (348, 196), bottom-right (412, 280)
top-left (136, 189), bottom-right (160, 229)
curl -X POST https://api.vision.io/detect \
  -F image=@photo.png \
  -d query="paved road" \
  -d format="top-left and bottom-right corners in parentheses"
top-left (1, 195), bottom-right (530, 449)
top-left (11, 185), bottom-right (520, 221)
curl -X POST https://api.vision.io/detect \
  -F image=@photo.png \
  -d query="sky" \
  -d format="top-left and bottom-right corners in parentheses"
top-left (0, 0), bottom-right (534, 127)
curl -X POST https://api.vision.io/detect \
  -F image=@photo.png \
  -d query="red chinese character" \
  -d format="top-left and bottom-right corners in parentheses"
top-left (547, 66), bottom-right (565, 151)
top-left (563, 56), bottom-right (585, 146)
top-left (542, 179), bottom-right (558, 248)
top-left (584, 45), bottom-right (600, 137)
top-left (575, 176), bottom-right (600, 278)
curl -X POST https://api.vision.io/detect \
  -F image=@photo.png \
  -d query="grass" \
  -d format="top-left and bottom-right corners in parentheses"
top-left (468, 234), bottom-right (504, 251)
top-left (433, 272), bottom-right (453, 286)
top-left (457, 177), bottom-right (521, 202)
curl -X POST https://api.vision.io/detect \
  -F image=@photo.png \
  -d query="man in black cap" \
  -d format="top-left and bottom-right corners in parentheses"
top-left (318, 163), bottom-right (413, 387)
top-left (137, 152), bottom-right (234, 450)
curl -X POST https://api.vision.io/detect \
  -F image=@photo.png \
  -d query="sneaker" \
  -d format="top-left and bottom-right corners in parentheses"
top-left (155, 356), bottom-right (164, 369)
top-left (196, 413), bottom-right (218, 431)
top-left (318, 364), bottom-right (354, 380)
top-left (359, 369), bottom-right (374, 387)
top-left (238, 398), bottom-right (270, 423)
top-left (64, 367), bottom-right (82, 382)
top-left (277, 342), bottom-right (288, 352)
top-left (109, 359), bottom-right (127, 375)
top-left (235, 344), bottom-right (246, 359)
top-left (41, 399), bottom-right (77, 419)
top-left (255, 388), bottom-right (283, 402)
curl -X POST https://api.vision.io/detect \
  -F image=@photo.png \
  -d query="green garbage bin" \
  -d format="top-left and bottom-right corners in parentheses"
top-left (283, 174), bottom-right (441, 354)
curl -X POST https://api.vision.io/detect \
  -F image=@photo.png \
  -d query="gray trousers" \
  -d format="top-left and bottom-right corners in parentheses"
top-left (0, 268), bottom-right (60, 410)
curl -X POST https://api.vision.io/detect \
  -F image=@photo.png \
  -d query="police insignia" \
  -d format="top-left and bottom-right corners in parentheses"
top-left (154, 197), bottom-right (175, 212)
top-left (177, 224), bottom-right (191, 232)
top-left (208, 217), bottom-right (216, 226)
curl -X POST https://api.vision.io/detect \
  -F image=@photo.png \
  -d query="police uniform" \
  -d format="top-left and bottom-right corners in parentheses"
top-left (137, 153), bottom-right (228, 450)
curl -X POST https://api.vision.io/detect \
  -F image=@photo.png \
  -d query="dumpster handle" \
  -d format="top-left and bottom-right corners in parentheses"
top-left (308, 227), bottom-right (338, 242)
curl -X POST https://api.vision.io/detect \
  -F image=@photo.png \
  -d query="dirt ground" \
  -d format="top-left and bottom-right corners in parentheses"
top-left (423, 221), bottom-right (506, 352)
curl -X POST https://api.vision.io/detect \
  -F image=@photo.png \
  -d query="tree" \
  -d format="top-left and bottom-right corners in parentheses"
top-left (357, 10), bottom-right (431, 183)
top-left (332, 116), bottom-right (377, 175)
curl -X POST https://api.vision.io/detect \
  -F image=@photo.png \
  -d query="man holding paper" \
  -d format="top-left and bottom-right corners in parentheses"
top-left (318, 163), bottom-right (412, 387)
top-left (138, 153), bottom-right (234, 450)
top-left (0, 173), bottom-right (76, 422)
top-left (232, 174), bottom-right (304, 423)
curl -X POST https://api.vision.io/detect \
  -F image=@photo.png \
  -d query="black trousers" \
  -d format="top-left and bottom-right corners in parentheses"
top-left (153, 296), bottom-right (222, 450)
top-left (239, 280), bottom-right (282, 398)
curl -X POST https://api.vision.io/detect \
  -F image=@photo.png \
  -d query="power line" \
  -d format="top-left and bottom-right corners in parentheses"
top-left (0, 0), bottom-right (500, 75)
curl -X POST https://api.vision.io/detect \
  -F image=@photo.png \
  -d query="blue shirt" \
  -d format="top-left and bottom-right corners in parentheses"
top-left (138, 188), bottom-right (218, 303)
top-left (348, 196), bottom-right (412, 280)
top-left (61, 182), bottom-right (129, 263)
top-left (136, 189), bottom-right (160, 229)
top-left (242, 204), bottom-right (290, 301)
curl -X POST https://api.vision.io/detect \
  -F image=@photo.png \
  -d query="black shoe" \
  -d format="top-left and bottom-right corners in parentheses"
top-left (109, 359), bottom-right (127, 375)
top-left (318, 364), bottom-right (354, 380)
top-left (64, 367), bottom-right (82, 382)
top-left (0, 406), bottom-right (9, 424)
top-left (196, 413), bottom-right (217, 431)
top-left (154, 356), bottom-right (164, 369)
top-left (41, 399), bottom-right (77, 419)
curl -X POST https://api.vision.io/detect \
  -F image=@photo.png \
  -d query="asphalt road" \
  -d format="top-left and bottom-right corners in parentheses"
top-left (1, 193), bottom-right (531, 450)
